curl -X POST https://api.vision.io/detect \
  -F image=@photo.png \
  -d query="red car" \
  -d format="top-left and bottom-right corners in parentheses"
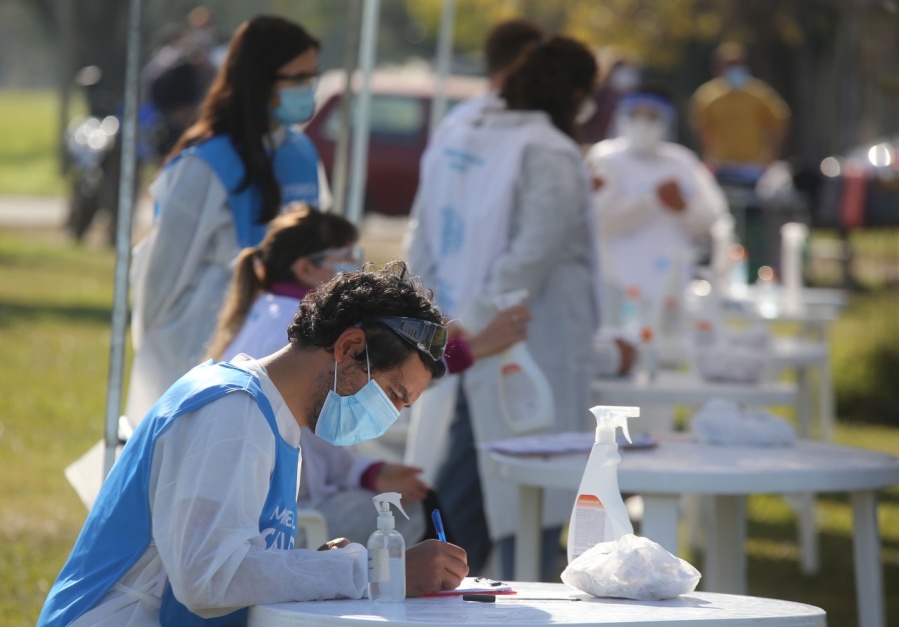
top-left (304, 69), bottom-right (488, 216)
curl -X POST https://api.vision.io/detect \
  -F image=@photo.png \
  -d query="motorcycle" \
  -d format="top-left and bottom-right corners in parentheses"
top-left (64, 66), bottom-right (160, 245)
top-left (65, 112), bottom-right (122, 244)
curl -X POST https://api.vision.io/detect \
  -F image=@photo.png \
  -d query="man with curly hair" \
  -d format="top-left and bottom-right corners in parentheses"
top-left (40, 264), bottom-right (466, 627)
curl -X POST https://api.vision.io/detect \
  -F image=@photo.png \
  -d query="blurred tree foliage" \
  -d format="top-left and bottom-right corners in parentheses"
top-left (405, 0), bottom-right (825, 70)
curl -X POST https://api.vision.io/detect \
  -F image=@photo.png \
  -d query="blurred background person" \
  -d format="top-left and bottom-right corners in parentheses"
top-left (690, 41), bottom-right (791, 170)
top-left (587, 85), bottom-right (726, 314)
top-left (142, 7), bottom-right (227, 159)
top-left (690, 41), bottom-right (792, 275)
top-left (578, 45), bottom-right (642, 145)
top-left (405, 35), bottom-right (600, 580)
top-left (438, 18), bottom-right (544, 130)
top-left (126, 15), bottom-right (330, 426)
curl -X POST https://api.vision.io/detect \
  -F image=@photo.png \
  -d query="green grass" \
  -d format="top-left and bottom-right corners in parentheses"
top-left (0, 91), bottom-right (73, 196)
top-left (0, 232), bottom-right (118, 623)
top-left (0, 230), bottom-right (898, 625)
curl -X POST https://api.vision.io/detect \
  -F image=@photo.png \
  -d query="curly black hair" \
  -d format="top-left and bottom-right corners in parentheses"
top-left (287, 261), bottom-right (447, 378)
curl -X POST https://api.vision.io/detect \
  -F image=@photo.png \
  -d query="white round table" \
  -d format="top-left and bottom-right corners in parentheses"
top-left (591, 371), bottom-right (797, 411)
top-left (767, 337), bottom-right (834, 441)
top-left (733, 286), bottom-right (847, 313)
top-left (651, 338), bottom-right (832, 440)
top-left (487, 439), bottom-right (899, 627)
top-left (248, 582), bottom-right (826, 626)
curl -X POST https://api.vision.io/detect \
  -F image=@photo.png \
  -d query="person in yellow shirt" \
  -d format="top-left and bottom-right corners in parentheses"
top-left (690, 42), bottom-right (790, 167)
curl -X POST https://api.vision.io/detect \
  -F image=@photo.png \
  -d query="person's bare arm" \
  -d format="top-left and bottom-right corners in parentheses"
top-left (465, 304), bottom-right (530, 360)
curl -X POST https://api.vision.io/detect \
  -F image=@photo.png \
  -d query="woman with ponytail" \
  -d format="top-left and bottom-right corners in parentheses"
top-left (207, 205), bottom-right (359, 362)
top-left (207, 205), bottom-right (439, 546)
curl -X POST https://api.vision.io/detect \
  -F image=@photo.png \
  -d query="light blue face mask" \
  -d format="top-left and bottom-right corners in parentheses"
top-left (724, 65), bottom-right (751, 89)
top-left (314, 346), bottom-right (400, 446)
top-left (271, 84), bottom-right (316, 126)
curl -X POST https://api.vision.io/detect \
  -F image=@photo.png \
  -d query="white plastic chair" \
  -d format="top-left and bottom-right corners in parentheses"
top-left (296, 508), bottom-right (329, 549)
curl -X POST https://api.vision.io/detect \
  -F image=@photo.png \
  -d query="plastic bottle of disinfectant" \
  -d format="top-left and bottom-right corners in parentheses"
top-left (567, 405), bottom-right (640, 564)
top-left (493, 289), bottom-right (554, 435)
top-left (368, 492), bottom-right (409, 602)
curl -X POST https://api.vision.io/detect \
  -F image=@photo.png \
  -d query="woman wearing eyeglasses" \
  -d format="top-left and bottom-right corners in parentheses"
top-left (127, 15), bottom-right (331, 426)
top-left (210, 206), bottom-right (434, 546)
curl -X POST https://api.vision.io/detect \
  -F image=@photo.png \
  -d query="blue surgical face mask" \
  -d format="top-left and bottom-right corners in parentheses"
top-left (271, 85), bottom-right (316, 126)
top-left (314, 347), bottom-right (400, 446)
top-left (724, 65), bottom-right (750, 89)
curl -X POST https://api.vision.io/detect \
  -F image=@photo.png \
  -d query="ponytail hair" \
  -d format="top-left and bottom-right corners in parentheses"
top-left (207, 204), bottom-right (359, 360)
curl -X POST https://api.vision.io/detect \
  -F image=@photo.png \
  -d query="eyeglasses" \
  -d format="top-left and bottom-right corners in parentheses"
top-left (366, 316), bottom-right (448, 362)
top-left (308, 245), bottom-right (364, 266)
top-left (274, 70), bottom-right (320, 87)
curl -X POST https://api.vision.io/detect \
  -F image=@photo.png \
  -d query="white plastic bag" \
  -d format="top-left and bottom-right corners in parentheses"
top-left (691, 398), bottom-right (796, 446)
top-left (561, 534), bottom-right (701, 600)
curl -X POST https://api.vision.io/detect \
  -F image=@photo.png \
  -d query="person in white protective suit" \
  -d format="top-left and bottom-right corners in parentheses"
top-left (585, 85), bottom-right (727, 309)
top-left (38, 265), bottom-right (467, 627)
top-left (405, 35), bottom-right (601, 580)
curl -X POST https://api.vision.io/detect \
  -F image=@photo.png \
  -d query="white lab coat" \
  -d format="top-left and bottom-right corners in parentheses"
top-left (73, 357), bottom-right (367, 626)
top-left (126, 129), bottom-right (332, 427)
top-left (126, 154), bottom-right (236, 428)
top-left (585, 138), bottom-right (727, 303)
top-left (406, 110), bottom-right (599, 540)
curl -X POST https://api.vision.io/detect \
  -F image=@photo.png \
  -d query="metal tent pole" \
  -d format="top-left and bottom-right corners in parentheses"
top-left (346, 0), bottom-right (381, 225)
top-left (331, 0), bottom-right (363, 215)
top-left (103, 0), bottom-right (143, 477)
top-left (429, 0), bottom-right (456, 137)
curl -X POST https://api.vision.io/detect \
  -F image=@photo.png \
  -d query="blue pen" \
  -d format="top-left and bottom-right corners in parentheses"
top-left (431, 508), bottom-right (447, 542)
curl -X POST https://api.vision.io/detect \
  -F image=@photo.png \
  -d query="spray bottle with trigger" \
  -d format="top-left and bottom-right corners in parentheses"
top-left (368, 492), bottom-right (409, 602)
top-left (492, 288), bottom-right (555, 435)
top-left (567, 405), bottom-right (640, 564)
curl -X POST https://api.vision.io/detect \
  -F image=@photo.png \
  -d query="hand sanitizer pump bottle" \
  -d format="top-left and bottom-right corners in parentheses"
top-left (493, 289), bottom-right (554, 434)
top-left (567, 405), bottom-right (640, 564)
top-left (368, 492), bottom-right (409, 602)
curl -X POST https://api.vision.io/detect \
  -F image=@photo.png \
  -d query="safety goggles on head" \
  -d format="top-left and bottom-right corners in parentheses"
top-left (308, 245), bottom-right (365, 266)
top-left (367, 316), bottom-right (448, 362)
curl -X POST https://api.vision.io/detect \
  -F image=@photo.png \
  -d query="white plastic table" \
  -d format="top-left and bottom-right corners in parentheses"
top-left (248, 582), bottom-right (826, 626)
top-left (591, 372), bottom-right (797, 424)
top-left (604, 343), bottom-right (829, 573)
top-left (736, 286), bottom-right (847, 314)
top-left (766, 338), bottom-right (833, 440)
top-left (652, 338), bottom-right (833, 440)
top-left (487, 440), bottom-right (899, 627)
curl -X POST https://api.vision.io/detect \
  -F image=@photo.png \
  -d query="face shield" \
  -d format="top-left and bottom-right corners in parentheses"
top-left (611, 92), bottom-right (677, 152)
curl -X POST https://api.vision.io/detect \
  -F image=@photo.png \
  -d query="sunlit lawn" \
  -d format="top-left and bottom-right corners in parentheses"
top-left (0, 91), bottom-right (74, 196)
top-left (0, 231), bottom-right (897, 625)
top-left (2, 87), bottom-right (898, 627)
